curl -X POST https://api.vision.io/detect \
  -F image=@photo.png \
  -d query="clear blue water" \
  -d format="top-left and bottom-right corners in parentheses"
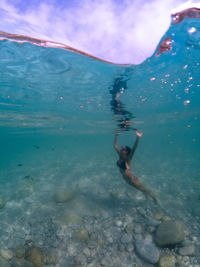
top-left (0, 18), bottom-right (200, 266)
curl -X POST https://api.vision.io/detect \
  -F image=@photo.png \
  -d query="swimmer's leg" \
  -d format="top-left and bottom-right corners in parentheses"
top-left (129, 174), bottom-right (157, 204)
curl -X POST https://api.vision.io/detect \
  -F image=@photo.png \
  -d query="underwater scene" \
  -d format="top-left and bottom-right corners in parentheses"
top-left (0, 9), bottom-right (200, 267)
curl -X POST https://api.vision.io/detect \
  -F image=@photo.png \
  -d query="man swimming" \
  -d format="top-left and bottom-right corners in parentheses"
top-left (114, 130), bottom-right (157, 204)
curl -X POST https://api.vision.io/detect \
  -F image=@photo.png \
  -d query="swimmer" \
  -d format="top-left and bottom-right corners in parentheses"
top-left (114, 130), bottom-right (157, 204)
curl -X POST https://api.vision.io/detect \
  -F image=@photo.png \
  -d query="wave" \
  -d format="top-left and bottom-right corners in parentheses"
top-left (0, 7), bottom-right (199, 64)
top-left (0, 7), bottom-right (199, 132)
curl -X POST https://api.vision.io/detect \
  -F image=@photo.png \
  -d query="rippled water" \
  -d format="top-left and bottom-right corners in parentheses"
top-left (0, 16), bottom-right (200, 266)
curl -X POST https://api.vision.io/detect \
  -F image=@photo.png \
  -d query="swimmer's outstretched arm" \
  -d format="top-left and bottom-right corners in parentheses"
top-left (129, 131), bottom-right (143, 160)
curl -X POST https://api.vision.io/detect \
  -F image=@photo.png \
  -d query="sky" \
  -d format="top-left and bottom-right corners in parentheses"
top-left (0, 0), bottom-right (199, 64)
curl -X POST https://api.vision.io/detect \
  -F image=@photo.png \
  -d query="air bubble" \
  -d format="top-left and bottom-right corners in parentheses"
top-left (188, 27), bottom-right (196, 34)
top-left (183, 100), bottom-right (190, 106)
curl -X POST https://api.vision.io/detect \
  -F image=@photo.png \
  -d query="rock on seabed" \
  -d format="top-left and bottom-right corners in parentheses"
top-left (155, 220), bottom-right (187, 246)
top-left (158, 255), bottom-right (176, 267)
top-left (179, 245), bottom-right (195, 256)
top-left (25, 247), bottom-right (45, 267)
top-left (54, 189), bottom-right (75, 203)
top-left (135, 239), bottom-right (160, 264)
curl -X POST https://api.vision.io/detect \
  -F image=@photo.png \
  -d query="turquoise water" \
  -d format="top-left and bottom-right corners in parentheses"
top-left (0, 18), bottom-right (200, 266)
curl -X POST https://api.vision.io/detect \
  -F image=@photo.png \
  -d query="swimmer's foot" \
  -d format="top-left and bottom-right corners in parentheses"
top-left (149, 192), bottom-right (158, 205)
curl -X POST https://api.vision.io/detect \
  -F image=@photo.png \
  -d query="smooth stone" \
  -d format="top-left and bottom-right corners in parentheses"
top-left (88, 240), bottom-right (97, 249)
top-left (0, 257), bottom-right (11, 267)
top-left (135, 239), bottom-right (160, 264)
top-left (67, 244), bottom-right (77, 256)
top-left (61, 214), bottom-right (82, 225)
top-left (115, 220), bottom-right (123, 227)
top-left (72, 229), bottom-right (89, 242)
top-left (88, 261), bottom-right (101, 267)
top-left (0, 249), bottom-right (13, 260)
top-left (97, 239), bottom-right (104, 246)
top-left (158, 255), bottom-right (176, 267)
top-left (179, 245), bottom-right (195, 256)
top-left (15, 246), bottom-right (25, 258)
top-left (75, 254), bottom-right (87, 265)
top-left (83, 247), bottom-right (90, 257)
top-left (125, 244), bottom-right (134, 252)
top-left (101, 256), bottom-right (113, 266)
top-left (144, 234), bottom-right (153, 243)
top-left (54, 189), bottom-right (75, 203)
top-left (120, 233), bottom-right (132, 244)
top-left (155, 220), bottom-right (187, 246)
top-left (125, 223), bottom-right (134, 233)
top-left (134, 224), bottom-right (143, 234)
top-left (25, 247), bottom-right (45, 267)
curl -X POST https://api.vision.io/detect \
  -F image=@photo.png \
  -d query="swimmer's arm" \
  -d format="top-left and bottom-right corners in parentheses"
top-left (129, 131), bottom-right (143, 160)
top-left (114, 135), bottom-right (120, 154)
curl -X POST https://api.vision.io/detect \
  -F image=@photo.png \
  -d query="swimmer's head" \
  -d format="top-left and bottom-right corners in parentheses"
top-left (120, 146), bottom-right (131, 158)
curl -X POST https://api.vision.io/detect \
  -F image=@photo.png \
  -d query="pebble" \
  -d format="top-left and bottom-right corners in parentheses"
top-left (72, 229), bottom-right (89, 242)
top-left (134, 224), bottom-right (143, 234)
top-left (0, 249), bottom-right (13, 260)
top-left (83, 247), bottom-right (90, 257)
top-left (15, 246), bottom-right (25, 258)
top-left (135, 239), bottom-right (160, 264)
top-left (61, 213), bottom-right (82, 225)
top-left (179, 245), bottom-right (195, 256)
top-left (54, 189), bottom-right (75, 203)
top-left (101, 256), bottom-right (113, 266)
top-left (125, 243), bottom-right (134, 252)
top-left (67, 244), bottom-right (77, 256)
top-left (98, 239), bottom-right (104, 246)
top-left (158, 255), bottom-right (176, 267)
top-left (88, 260), bottom-right (101, 267)
top-left (125, 223), bottom-right (134, 233)
top-left (120, 233), bottom-right (132, 244)
top-left (75, 254), bottom-right (87, 265)
top-left (88, 240), bottom-right (97, 249)
top-left (115, 220), bottom-right (123, 227)
top-left (107, 237), bottom-right (113, 243)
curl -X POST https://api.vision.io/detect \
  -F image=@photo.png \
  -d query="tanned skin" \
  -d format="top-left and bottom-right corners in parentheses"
top-left (114, 131), bottom-right (157, 204)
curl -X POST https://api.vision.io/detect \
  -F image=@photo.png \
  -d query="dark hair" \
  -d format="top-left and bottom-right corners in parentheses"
top-left (121, 146), bottom-right (131, 155)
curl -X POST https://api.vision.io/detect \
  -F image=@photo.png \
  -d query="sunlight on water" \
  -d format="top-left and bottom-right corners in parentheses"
top-left (0, 16), bottom-right (200, 267)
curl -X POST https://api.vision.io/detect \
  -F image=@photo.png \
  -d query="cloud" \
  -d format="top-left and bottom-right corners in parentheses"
top-left (0, 0), bottom-right (196, 64)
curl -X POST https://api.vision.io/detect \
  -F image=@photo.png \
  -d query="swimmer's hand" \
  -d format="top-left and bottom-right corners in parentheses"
top-left (136, 130), bottom-right (143, 138)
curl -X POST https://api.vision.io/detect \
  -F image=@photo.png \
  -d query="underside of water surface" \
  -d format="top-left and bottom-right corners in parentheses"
top-left (0, 13), bottom-right (200, 267)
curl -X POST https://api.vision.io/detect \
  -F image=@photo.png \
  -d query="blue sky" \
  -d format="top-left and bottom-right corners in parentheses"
top-left (0, 0), bottom-right (199, 64)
